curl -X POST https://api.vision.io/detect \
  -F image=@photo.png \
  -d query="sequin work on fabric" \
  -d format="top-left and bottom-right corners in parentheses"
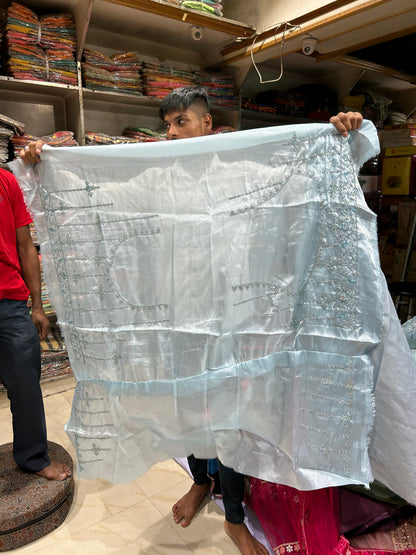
top-left (12, 122), bottom-right (393, 490)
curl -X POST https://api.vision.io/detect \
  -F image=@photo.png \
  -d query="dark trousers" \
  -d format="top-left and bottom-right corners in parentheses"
top-left (188, 454), bottom-right (245, 524)
top-left (0, 299), bottom-right (49, 472)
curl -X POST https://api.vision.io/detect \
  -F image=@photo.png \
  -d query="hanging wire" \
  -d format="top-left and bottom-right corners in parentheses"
top-left (250, 22), bottom-right (303, 84)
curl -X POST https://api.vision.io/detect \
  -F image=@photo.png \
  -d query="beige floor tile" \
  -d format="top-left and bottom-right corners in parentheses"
top-left (0, 413), bottom-right (13, 443)
top-left (40, 376), bottom-right (76, 397)
top-left (0, 375), bottom-right (254, 554)
top-left (149, 478), bottom-right (240, 554)
top-left (134, 461), bottom-right (190, 498)
top-left (149, 476), bottom-right (200, 519)
top-left (27, 499), bottom-right (193, 554)
top-left (51, 476), bottom-right (145, 540)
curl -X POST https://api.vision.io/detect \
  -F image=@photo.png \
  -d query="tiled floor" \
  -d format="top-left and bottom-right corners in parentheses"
top-left (0, 376), bottom-right (253, 554)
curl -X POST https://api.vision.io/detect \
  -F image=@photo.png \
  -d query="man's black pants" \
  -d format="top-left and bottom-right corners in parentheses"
top-left (188, 454), bottom-right (245, 524)
top-left (0, 299), bottom-right (49, 472)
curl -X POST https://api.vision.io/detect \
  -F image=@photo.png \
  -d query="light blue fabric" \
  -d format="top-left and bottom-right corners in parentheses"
top-left (13, 121), bottom-right (414, 497)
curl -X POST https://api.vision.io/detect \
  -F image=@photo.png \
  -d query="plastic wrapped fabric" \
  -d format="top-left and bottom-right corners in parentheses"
top-left (10, 122), bottom-right (416, 501)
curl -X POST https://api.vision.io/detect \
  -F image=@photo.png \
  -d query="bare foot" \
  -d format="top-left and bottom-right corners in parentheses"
top-left (36, 461), bottom-right (71, 481)
top-left (172, 482), bottom-right (211, 527)
top-left (224, 521), bottom-right (269, 555)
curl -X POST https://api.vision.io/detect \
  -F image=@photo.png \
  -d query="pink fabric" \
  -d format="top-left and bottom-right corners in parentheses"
top-left (247, 478), bottom-right (416, 555)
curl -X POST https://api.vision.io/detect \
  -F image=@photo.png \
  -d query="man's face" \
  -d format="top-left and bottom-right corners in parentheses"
top-left (163, 107), bottom-right (212, 140)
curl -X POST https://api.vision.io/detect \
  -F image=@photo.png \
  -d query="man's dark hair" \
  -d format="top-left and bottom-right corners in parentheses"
top-left (159, 86), bottom-right (210, 120)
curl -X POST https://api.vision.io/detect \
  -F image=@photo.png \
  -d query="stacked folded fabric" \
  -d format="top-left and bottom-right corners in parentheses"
top-left (0, 127), bottom-right (14, 163)
top-left (10, 133), bottom-right (37, 157)
top-left (0, 113), bottom-right (25, 163)
top-left (241, 97), bottom-right (278, 114)
top-left (39, 348), bottom-right (72, 382)
top-left (10, 130), bottom-right (78, 159)
top-left (45, 49), bottom-right (77, 85)
top-left (82, 49), bottom-right (116, 92)
top-left (39, 130), bottom-right (78, 146)
top-left (6, 42), bottom-right (48, 81)
top-left (122, 126), bottom-right (165, 142)
top-left (82, 49), bottom-right (143, 95)
top-left (111, 52), bottom-right (143, 94)
top-left (180, 1), bottom-right (223, 17)
top-left (212, 125), bottom-right (237, 134)
top-left (39, 13), bottom-right (76, 52)
top-left (194, 70), bottom-right (238, 108)
top-left (5, 2), bottom-right (39, 46)
top-left (4, 2), bottom-right (77, 86)
top-left (141, 60), bottom-right (194, 99)
top-left (85, 132), bottom-right (143, 145)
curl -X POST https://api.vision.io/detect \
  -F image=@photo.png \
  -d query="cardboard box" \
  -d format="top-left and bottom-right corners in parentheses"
top-left (384, 145), bottom-right (416, 157)
top-left (381, 155), bottom-right (416, 195)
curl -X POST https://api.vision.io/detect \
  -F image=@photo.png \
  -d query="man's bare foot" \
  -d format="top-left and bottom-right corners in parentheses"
top-left (36, 461), bottom-right (71, 481)
top-left (224, 521), bottom-right (269, 555)
top-left (172, 482), bottom-right (211, 527)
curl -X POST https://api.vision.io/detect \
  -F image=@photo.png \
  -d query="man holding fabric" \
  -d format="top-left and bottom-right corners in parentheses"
top-left (20, 86), bottom-right (363, 555)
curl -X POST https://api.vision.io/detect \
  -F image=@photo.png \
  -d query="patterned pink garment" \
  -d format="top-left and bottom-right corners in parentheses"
top-left (247, 478), bottom-right (416, 554)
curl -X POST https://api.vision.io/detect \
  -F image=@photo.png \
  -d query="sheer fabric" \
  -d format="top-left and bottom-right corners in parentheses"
top-left (11, 122), bottom-right (415, 501)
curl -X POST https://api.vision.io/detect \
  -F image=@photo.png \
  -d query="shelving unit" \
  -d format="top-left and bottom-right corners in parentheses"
top-left (0, 0), bottom-right (255, 143)
top-left (0, 0), bottom-right (414, 144)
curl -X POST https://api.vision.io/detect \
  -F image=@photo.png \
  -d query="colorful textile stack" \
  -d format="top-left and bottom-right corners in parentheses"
top-left (85, 132), bottom-right (143, 145)
top-left (39, 13), bottom-right (76, 51)
top-left (10, 130), bottom-right (78, 158)
top-left (6, 43), bottom-right (48, 81)
top-left (82, 49), bottom-right (143, 95)
top-left (122, 127), bottom-right (165, 142)
top-left (194, 70), bottom-right (238, 108)
top-left (40, 13), bottom-right (77, 85)
top-left (112, 52), bottom-right (143, 95)
top-left (86, 127), bottom-right (165, 145)
top-left (10, 134), bottom-right (37, 156)
top-left (242, 97), bottom-right (278, 114)
top-left (4, 2), bottom-right (77, 85)
top-left (212, 125), bottom-right (237, 134)
top-left (40, 130), bottom-right (78, 147)
top-left (181, 0), bottom-right (223, 16)
top-left (141, 61), bottom-right (194, 99)
top-left (39, 347), bottom-right (72, 383)
top-left (0, 127), bottom-right (14, 163)
top-left (0, 113), bottom-right (25, 163)
top-left (82, 49), bottom-right (114, 93)
top-left (45, 49), bottom-right (77, 85)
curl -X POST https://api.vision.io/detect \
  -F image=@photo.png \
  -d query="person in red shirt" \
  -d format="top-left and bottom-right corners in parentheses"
top-left (0, 167), bottom-right (70, 481)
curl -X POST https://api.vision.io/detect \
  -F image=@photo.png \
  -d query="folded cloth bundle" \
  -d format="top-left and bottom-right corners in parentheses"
top-left (82, 49), bottom-right (143, 95)
top-left (141, 60), bottom-right (194, 98)
top-left (181, 0), bottom-right (223, 16)
top-left (85, 132), bottom-right (144, 145)
top-left (122, 127), bottom-right (166, 142)
top-left (0, 112), bottom-right (25, 163)
top-left (39, 13), bottom-right (76, 52)
top-left (5, 2), bottom-right (77, 85)
top-left (194, 70), bottom-right (238, 108)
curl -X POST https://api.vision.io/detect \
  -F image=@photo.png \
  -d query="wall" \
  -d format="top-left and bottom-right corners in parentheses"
top-left (223, 0), bottom-right (336, 32)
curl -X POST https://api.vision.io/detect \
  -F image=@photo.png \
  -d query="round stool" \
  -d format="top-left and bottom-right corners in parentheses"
top-left (0, 441), bottom-right (74, 551)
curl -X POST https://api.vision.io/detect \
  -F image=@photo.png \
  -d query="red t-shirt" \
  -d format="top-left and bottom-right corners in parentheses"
top-left (0, 168), bottom-right (33, 300)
